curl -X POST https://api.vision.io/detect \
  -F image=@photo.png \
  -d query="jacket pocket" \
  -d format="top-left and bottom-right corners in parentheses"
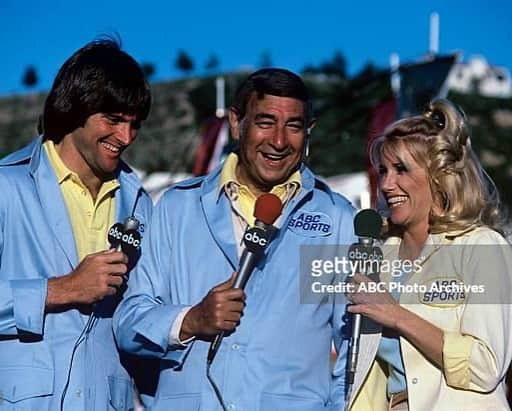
top-left (260, 392), bottom-right (332, 411)
top-left (108, 376), bottom-right (134, 411)
top-left (0, 366), bottom-right (53, 404)
top-left (154, 393), bottom-right (201, 410)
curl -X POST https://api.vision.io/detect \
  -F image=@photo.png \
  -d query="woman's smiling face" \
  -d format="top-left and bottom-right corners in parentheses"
top-left (378, 142), bottom-right (434, 234)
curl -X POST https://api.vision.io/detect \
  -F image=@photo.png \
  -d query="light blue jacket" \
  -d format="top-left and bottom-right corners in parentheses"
top-left (0, 137), bottom-right (153, 411)
top-left (114, 164), bottom-right (355, 411)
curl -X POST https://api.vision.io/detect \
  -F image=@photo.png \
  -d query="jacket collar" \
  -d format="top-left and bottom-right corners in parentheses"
top-left (198, 162), bottom-right (331, 269)
top-left (5, 137), bottom-right (145, 267)
top-left (30, 138), bottom-right (79, 267)
top-left (385, 226), bottom-right (481, 266)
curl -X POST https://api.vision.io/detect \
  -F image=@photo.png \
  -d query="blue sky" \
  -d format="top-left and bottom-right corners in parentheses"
top-left (1, 0), bottom-right (511, 96)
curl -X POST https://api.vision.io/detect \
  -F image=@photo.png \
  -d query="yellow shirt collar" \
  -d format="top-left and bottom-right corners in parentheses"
top-left (44, 140), bottom-right (119, 193)
top-left (44, 140), bottom-right (73, 184)
top-left (218, 153), bottom-right (301, 225)
top-left (219, 152), bottom-right (301, 197)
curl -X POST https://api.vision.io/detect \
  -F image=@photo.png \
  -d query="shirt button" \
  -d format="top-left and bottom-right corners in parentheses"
top-left (75, 389), bottom-right (82, 398)
top-left (412, 377), bottom-right (418, 384)
top-left (227, 404), bottom-right (235, 410)
top-left (232, 344), bottom-right (240, 350)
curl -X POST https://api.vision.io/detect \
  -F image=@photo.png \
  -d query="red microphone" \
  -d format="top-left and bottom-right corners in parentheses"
top-left (254, 193), bottom-right (283, 225)
top-left (207, 193), bottom-right (283, 364)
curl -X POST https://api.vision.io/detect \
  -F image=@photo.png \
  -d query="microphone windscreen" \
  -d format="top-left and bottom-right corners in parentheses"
top-left (254, 193), bottom-right (283, 225)
top-left (354, 209), bottom-right (382, 239)
top-left (120, 229), bottom-right (141, 256)
top-left (108, 223), bottom-right (125, 247)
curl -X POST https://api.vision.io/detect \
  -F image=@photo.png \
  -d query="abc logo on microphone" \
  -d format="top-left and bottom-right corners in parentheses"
top-left (243, 227), bottom-right (269, 254)
top-left (108, 223), bottom-right (141, 256)
top-left (348, 244), bottom-right (383, 262)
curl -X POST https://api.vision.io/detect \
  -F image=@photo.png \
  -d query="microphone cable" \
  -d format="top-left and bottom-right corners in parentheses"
top-left (206, 361), bottom-right (228, 411)
top-left (59, 312), bottom-right (97, 411)
top-left (59, 214), bottom-right (140, 411)
top-left (205, 194), bottom-right (282, 411)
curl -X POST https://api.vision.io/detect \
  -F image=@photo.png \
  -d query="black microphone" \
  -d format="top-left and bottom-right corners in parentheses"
top-left (108, 216), bottom-right (141, 258)
top-left (346, 209), bottom-right (382, 387)
top-left (90, 216), bottom-right (141, 309)
top-left (207, 193), bottom-right (283, 365)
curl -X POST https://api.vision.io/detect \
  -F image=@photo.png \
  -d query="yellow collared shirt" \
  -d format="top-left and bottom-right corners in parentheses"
top-left (218, 152), bottom-right (301, 226)
top-left (44, 140), bottom-right (119, 260)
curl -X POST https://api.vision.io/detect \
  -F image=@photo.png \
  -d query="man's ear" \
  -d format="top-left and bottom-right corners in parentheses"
top-left (228, 108), bottom-right (241, 141)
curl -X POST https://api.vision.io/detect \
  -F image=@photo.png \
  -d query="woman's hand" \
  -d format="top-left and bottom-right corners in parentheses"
top-left (346, 273), bottom-right (444, 367)
top-left (346, 273), bottom-right (405, 329)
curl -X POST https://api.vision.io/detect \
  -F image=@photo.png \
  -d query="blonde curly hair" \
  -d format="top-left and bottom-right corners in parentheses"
top-left (371, 98), bottom-right (504, 234)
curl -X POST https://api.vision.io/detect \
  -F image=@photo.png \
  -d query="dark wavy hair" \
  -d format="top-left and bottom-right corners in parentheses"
top-left (231, 68), bottom-right (313, 124)
top-left (42, 37), bottom-right (151, 142)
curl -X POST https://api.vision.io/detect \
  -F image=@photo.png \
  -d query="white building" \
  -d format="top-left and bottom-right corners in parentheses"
top-left (447, 55), bottom-right (512, 98)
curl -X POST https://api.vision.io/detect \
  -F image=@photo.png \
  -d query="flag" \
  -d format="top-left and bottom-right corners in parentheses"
top-left (192, 117), bottom-right (225, 176)
top-left (207, 119), bottom-right (229, 172)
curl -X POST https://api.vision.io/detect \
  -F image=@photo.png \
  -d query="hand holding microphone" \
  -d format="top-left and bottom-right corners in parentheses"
top-left (206, 193), bottom-right (282, 363)
top-left (62, 249), bottom-right (129, 305)
top-left (46, 217), bottom-right (141, 309)
top-left (180, 194), bottom-right (283, 362)
top-left (180, 272), bottom-right (245, 340)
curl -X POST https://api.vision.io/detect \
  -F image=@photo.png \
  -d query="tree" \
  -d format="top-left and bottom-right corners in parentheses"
top-left (259, 50), bottom-right (273, 68)
top-left (302, 50), bottom-right (347, 79)
top-left (204, 53), bottom-right (219, 72)
top-left (175, 50), bottom-right (194, 75)
top-left (22, 66), bottom-right (38, 88)
top-left (141, 62), bottom-right (156, 80)
top-left (321, 50), bottom-right (347, 78)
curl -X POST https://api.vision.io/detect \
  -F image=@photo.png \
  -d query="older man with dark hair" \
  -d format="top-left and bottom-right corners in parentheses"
top-left (114, 68), bottom-right (356, 411)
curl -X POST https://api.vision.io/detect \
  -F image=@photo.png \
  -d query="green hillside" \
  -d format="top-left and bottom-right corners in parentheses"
top-left (0, 71), bottom-right (511, 211)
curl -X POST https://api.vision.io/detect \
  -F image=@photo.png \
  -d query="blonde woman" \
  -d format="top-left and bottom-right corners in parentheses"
top-left (346, 99), bottom-right (512, 410)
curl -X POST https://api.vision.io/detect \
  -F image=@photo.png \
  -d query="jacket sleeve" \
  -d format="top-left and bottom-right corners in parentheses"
top-left (443, 231), bottom-right (512, 392)
top-left (113, 192), bottom-right (192, 367)
top-left (0, 172), bottom-right (47, 337)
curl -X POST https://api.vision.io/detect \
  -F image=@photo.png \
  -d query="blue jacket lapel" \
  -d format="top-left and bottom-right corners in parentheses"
top-left (30, 140), bottom-right (79, 268)
top-left (115, 163), bottom-right (142, 223)
top-left (197, 165), bottom-right (323, 271)
top-left (200, 168), bottom-right (238, 270)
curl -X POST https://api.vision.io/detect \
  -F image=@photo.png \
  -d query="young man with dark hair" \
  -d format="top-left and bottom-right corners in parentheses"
top-left (114, 68), bottom-right (355, 410)
top-left (0, 38), bottom-right (153, 410)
